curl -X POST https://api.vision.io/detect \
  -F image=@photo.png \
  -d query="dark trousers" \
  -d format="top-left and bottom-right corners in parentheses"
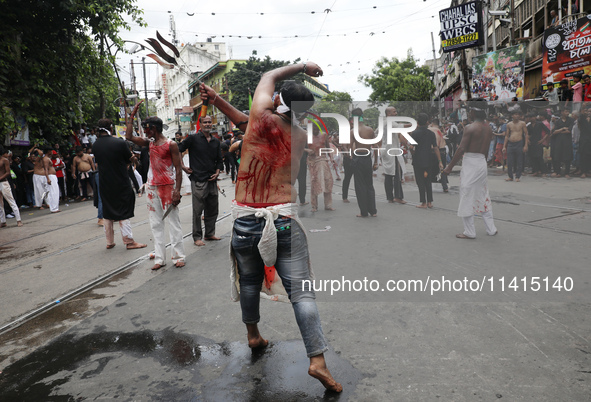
top-left (413, 166), bottom-right (433, 203)
top-left (342, 156), bottom-right (354, 200)
top-left (384, 157), bottom-right (404, 201)
top-left (227, 153), bottom-right (237, 182)
top-left (128, 167), bottom-right (140, 194)
top-left (553, 160), bottom-right (571, 175)
top-left (297, 155), bottom-right (307, 204)
top-left (439, 148), bottom-right (448, 191)
top-left (78, 174), bottom-right (90, 198)
top-left (57, 176), bottom-right (65, 199)
top-left (191, 180), bottom-right (219, 240)
top-left (353, 155), bottom-right (377, 216)
top-left (506, 140), bottom-right (524, 179)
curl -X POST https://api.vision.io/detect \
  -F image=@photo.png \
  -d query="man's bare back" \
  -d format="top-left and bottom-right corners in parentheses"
top-left (351, 122), bottom-right (376, 151)
top-left (236, 111), bottom-right (307, 204)
top-left (462, 121), bottom-right (493, 156)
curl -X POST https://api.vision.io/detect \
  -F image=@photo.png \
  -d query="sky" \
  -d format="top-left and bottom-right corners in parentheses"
top-left (116, 0), bottom-right (451, 102)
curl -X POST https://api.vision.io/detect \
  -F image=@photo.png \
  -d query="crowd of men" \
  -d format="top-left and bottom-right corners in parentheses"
top-left (3, 60), bottom-right (591, 394)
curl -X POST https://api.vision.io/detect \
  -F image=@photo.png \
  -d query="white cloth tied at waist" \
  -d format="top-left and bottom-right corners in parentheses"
top-left (229, 200), bottom-right (312, 303)
top-left (457, 153), bottom-right (493, 217)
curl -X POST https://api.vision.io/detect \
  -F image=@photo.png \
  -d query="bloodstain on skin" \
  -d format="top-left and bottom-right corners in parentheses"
top-left (237, 113), bottom-right (292, 201)
top-left (148, 141), bottom-right (175, 209)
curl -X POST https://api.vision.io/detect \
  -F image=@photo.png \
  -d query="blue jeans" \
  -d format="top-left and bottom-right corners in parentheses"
top-left (506, 140), bottom-right (524, 179)
top-left (232, 215), bottom-right (329, 357)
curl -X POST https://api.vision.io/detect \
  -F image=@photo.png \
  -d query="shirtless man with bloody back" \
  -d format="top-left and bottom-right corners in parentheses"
top-left (443, 101), bottom-right (498, 239)
top-left (199, 62), bottom-right (342, 393)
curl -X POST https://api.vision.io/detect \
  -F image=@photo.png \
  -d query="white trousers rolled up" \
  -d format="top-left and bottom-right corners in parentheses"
top-left (462, 211), bottom-right (497, 238)
top-left (147, 185), bottom-right (185, 266)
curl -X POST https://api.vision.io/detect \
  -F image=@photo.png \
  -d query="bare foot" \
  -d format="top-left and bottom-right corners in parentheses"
top-left (97, 219), bottom-right (104, 226)
top-left (342, 199), bottom-right (350, 203)
top-left (309, 356), bottom-right (343, 393)
top-left (427, 203), bottom-right (433, 208)
top-left (416, 204), bottom-right (427, 209)
top-left (505, 178), bottom-right (513, 181)
top-left (149, 252), bottom-right (155, 259)
top-left (325, 207), bottom-right (336, 211)
top-left (300, 202), bottom-right (309, 206)
top-left (246, 323), bottom-right (269, 349)
top-left (17, 221), bottom-right (23, 227)
top-left (151, 263), bottom-right (165, 271)
top-left (565, 175), bottom-right (570, 178)
top-left (582, 174), bottom-right (587, 178)
top-left (204, 236), bottom-right (221, 241)
top-left (51, 210), bottom-right (61, 213)
top-left (515, 178), bottom-right (520, 182)
top-left (456, 233), bottom-right (475, 239)
top-left (356, 214), bottom-right (368, 217)
top-left (39, 206), bottom-right (45, 210)
top-left (1, 222), bottom-right (7, 228)
top-left (388, 200), bottom-right (395, 203)
top-left (311, 208), bottom-right (318, 212)
top-left (551, 173), bottom-right (559, 178)
top-left (194, 239), bottom-right (206, 246)
top-left (126, 242), bottom-right (147, 250)
top-left (106, 244), bottom-right (115, 249)
top-left (370, 214), bottom-right (377, 217)
top-left (174, 260), bottom-right (185, 268)
top-left (394, 198), bottom-right (407, 204)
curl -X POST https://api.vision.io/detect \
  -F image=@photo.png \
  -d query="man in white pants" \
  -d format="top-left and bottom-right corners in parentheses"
top-left (443, 100), bottom-right (498, 239)
top-left (31, 148), bottom-right (60, 213)
top-left (126, 102), bottom-right (185, 270)
top-left (0, 146), bottom-right (23, 227)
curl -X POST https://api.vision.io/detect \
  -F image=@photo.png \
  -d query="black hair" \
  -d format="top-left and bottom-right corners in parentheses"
top-left (98, 118), bottom-right (113, 130)
top-left (75, 146), bottom-right (83, 153)
top-left (0, 145), bottom-right (4, 155)
top-left (417, 113), bottom-right (429, 126)
top-left (280, 81), bottom-right (314, 117)
top-left (351, 108), bottom-right (364, 117)
top-left (142, 116), bottom-right (163, 132)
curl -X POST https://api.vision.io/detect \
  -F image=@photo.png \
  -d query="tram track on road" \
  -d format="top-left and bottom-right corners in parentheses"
top-left (0, 212), bottom-right (232, 335)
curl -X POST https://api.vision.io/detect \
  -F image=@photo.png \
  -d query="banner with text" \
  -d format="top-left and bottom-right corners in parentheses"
top-left (439, 1), bottom-right (483, 53)
top-left (543, 15), bottom-right (591, 90)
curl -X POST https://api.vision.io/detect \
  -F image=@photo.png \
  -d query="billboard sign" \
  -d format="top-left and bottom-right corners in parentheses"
top-left (439, 1), bottom-right (483, 53)
top-left (472, 44), bottom-right (526, 101)
top-left (543, 15), bottom-right (591, 90)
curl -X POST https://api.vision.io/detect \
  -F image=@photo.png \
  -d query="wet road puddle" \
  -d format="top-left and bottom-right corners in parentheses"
top-left (0, 329), bottom-right (361, 401)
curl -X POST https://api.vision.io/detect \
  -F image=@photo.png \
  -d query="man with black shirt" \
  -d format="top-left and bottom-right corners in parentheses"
top-left (410, 113), bottom-right (443, 209)
top-left (179, 115), bottom-right (224, 246)
top-left (551, 107), bottom-right (574, 177)
top-left (92, 118), bottom-right (146, 250)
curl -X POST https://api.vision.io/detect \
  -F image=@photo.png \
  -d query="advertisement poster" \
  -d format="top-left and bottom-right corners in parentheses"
top-left (542, 15), bottom-right (591, 90)
top-left (3, 115), bottom-right (30, 147)
top-left (439, 1), bottom-right (483, 53)
top-left (471, 44), bottom-right (526, 101)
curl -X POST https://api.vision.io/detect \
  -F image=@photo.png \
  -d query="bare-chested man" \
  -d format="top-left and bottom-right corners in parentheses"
top-left (443, 100), bottom-right (498, 239)
top-left (0, 145), bottom-right (23, 227)
top-left (350, 108), bottom-right (378, 217)
top-left (31, 147), bottom-right (60, 213)
top-left (307, 125), bottom-right (335, 212)
top-left (199, 62), bottom-right (342, 393)
top-left (72, 146), bottom-right (95, 200)
top-left (503, 111), bottom-right (528, 182)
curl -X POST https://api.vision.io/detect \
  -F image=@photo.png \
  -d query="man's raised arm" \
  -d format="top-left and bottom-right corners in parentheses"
top-left (125, 101), bottom-right (150, 147)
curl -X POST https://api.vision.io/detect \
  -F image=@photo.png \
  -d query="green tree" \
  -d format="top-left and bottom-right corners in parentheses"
top-left (311, 91), bottom-right (352, 134)
top-left (0, 0), bottom-right (144, 146)
top-left (225, 55), bottom-right (307, 112)
top-left (360, 50), bottom-right (435, 103)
